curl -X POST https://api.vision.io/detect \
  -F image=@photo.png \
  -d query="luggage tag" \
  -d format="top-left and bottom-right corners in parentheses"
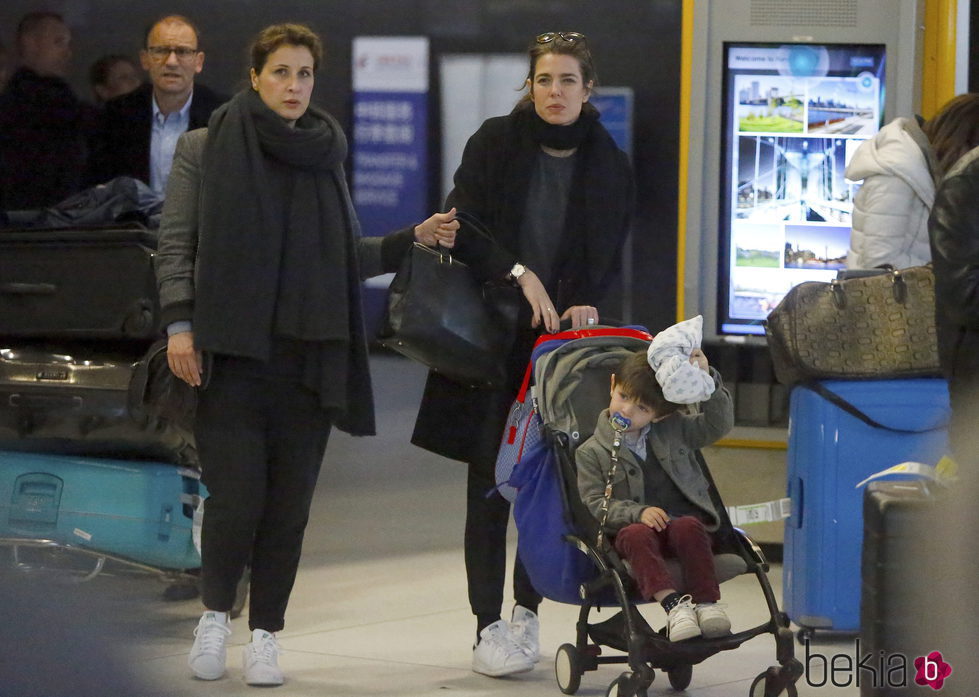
top-left (853, 455), bottom-right (958, 489)
top-left (726, 498), bottom-right (792, 526)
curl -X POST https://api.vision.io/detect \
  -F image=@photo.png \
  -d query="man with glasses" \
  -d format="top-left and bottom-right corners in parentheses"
top-left (90, 15), bottom-right (225, 196)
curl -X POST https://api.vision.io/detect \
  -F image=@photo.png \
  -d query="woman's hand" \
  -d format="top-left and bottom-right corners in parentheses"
top-left (167, 331), bottom-right (203, 387)
top-left (414, 206), bottom-right (459, 248)
top-left (561, 305), bottom-right (599, 330)
top-left (517, 270), bottom-right (560, 333)
top-left (640, 506), bottom-right (671, 532)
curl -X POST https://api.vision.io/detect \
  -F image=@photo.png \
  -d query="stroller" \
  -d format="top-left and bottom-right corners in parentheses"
top-left (501, 326), bottom-right (802, 697)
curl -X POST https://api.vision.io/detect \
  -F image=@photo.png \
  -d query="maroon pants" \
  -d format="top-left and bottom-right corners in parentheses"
top-left (612, 517), bottom-right (720, 603)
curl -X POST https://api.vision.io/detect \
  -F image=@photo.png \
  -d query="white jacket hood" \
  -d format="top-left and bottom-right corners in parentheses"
top-left (845, 117), bottom-right (935, 206)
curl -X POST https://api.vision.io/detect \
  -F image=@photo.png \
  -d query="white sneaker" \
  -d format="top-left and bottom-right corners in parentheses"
top-left (472, 620), bottom-right (535, 677)
top-left (696, 602), bottom-right (732, 638)
top-left (243, 629), bottom-right (284, 686)
top-left (188, 611), bottom-right (231, 680)
top-left (509, 605), bottom-right (540, 663)
top-left (666, 595), bottom-right (701, 642)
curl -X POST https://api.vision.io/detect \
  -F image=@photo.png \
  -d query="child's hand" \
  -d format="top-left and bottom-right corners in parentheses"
top-left (640, 507), bottom-right (670, 532)
top-left (689, 348), bottom-right (709, 372)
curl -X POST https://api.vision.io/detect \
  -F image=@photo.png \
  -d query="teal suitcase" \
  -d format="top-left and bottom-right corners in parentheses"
top-left (0, 450), bottom-right (203, 570)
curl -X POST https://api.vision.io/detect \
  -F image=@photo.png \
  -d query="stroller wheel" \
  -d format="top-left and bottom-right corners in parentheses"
top-left (605, 672), bottom-right (633, 697)
top-left (749, 670), bottom-right (799, 697)
top-left (554, 643), bottom-right (582, 695)
top-left (667, 663), bottom-right (693, 690)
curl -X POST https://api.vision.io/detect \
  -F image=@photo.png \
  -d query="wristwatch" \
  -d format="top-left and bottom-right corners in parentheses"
top-left (508, 262), bottom-right (528, 282)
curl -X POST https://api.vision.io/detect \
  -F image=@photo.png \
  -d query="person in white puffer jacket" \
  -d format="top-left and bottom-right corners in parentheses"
top-left (846, 93), bottom-right (979, 270)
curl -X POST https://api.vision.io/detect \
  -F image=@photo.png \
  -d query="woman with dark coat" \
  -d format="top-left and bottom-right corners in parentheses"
top-left (410, 31), bottom-right (634, 677)
top-left (155, 23), bottom-right (457, 687)
top-left (929, 143), bottom-right (979, 469)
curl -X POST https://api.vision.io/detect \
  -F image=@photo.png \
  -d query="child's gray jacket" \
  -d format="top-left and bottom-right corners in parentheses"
top-left (576, 368), bottom-right (734, 533)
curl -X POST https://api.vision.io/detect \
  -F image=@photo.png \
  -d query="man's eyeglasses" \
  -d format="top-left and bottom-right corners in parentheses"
top-left (535, 32), bottom-right (586, 45)
top-left (145, 45), bottom-right (199, 60)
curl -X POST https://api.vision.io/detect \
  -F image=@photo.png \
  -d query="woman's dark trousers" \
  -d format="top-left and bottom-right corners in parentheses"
top-left (464, 380), bottom-right (542, 621)
top-left (195, 358), bottom-right (331, 632)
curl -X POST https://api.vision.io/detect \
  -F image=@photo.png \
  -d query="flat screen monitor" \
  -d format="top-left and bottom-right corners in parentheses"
top-left (717, 42), bottom-right (886, 336)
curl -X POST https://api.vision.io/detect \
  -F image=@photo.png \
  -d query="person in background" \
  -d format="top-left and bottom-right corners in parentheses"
top-left (0, 12), bottom-right (93, 210)
top-left (89, 14), bottom-right (225, 194)
top-left (410, 31), bottom-right (634, 677)
top-left (155, 22), bottom-right (457, 687)
top-left (846, 93), bottom-right (979, 270)
top-left (90, 54), bottom-right (141, 105)
top-left (929, 134), bottom-right (979, 470)
top-left (0, 39), bottom-right (11, 93)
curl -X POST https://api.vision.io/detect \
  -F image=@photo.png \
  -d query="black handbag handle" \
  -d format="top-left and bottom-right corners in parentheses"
top-left (802, 381), bottom-right (948, 434)
top-left (453, 209), bottom-right (494, 240)
top-left (413, 241), bottom-right (466, 266)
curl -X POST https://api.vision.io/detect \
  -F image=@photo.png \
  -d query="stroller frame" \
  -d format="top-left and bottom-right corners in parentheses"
top-left (551, 429), bottom-right (802, 696)
top-left (512, 328), bottom-right (802, 697)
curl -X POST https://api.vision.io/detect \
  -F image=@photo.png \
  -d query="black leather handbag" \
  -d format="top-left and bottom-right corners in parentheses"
top-left (129, 338), bottom-right (211, 433)
top-left (378, 213), bottom-right (519, 388)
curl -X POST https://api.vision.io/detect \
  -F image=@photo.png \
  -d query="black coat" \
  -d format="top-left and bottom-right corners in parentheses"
top-left (928, 146), bottom-right (979, 463)
top-left (89, 82), bottom-right (226, 186)
top-left (410, 106), bottom-right (634, 465)
top-left (0, 68), bottom-right (96, 210)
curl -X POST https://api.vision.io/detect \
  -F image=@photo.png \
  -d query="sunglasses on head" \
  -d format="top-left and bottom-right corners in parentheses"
top-left (535, 32), bottom-right (586, 44)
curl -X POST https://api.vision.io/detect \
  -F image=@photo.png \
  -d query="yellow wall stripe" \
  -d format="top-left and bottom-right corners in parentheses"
top-left (921, 0), bottom-right (957, 119)
top-left (676, 0), bottom-right (695, 323)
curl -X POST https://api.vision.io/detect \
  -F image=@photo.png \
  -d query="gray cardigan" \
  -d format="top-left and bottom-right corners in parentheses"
top-left (575, 367), bottom-right (734, 533)
top-left (155, 127), bottom-right (412, 327)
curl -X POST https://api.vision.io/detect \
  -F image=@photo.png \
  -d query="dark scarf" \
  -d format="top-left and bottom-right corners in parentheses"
top-left (193, 88), bottom-right (353, 360)
top-left (526, 100), bottom-right (598, 150)
top-left (510, 101), bottom-right (627, 308)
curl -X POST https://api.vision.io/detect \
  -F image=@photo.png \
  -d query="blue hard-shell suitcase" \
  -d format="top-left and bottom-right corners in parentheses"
top-left (783, 378), bottom-right (949, 636)
top-left (0, 450), bottom-right (203, 570)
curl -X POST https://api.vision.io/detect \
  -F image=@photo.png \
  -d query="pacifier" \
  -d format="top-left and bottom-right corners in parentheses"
top-left (609, 412), bottom-right (631, 432)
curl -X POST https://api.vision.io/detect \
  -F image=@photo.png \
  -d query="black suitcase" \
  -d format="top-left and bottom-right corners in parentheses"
top-left (860, 481), bottom-right (949, 697)
top-left (0, 224), bottom-right (160, 340)
top-left (0, 344), bottom-right (196, 467)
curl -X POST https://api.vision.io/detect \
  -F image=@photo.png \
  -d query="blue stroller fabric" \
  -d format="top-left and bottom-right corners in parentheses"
top-left (503, 327), bottom-right (654, 604)
top-left (495, 338), bottom-right (571, 502)
top-left (512, 444), bottom-right (595, 603)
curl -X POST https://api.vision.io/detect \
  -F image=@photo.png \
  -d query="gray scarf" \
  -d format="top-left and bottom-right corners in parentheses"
top-left (193, 88), bottom-right (353, 359)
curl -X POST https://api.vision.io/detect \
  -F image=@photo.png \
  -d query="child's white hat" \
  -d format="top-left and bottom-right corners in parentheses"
top-left (647, 315), bottom-right (715, 404)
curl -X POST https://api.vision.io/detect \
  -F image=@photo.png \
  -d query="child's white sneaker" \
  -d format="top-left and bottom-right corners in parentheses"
top-left (243, 629), bottom-right (284, 686)
top-left (509, 605), bottom-right (540, 663)
top-left (666, 595), bottom-right (701, 642)
top-left (472, 620), bottom-right (535, 677)
top-left (188, 611), bottom-right (231, 680)
top-left (696, 602), bottom-right (732, 638)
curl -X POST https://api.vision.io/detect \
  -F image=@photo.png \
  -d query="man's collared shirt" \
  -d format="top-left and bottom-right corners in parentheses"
top-left (150, 91), bottom-right (194, 197)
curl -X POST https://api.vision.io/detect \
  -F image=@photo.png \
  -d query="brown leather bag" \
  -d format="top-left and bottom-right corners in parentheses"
top-left (764, 265), bottom-right (942, 385)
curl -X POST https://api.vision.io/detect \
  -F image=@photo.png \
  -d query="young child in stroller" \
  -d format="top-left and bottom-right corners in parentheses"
top-left (576, 318), bottom-right (735, 642)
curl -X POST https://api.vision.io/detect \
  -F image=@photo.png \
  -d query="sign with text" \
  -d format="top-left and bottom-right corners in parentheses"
top-left (352, 37), bottom-right (429, 237)
top-left (590, 87), bottom-right (634, 159)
